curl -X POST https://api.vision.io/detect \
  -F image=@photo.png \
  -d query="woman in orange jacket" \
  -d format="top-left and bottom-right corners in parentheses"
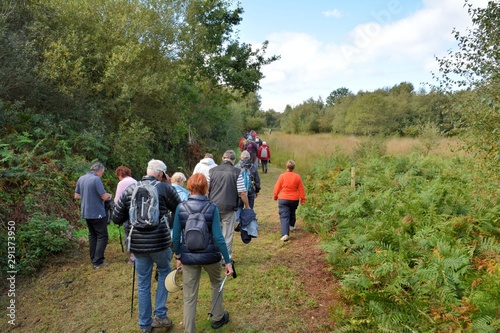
top-left (273, 160), bottom-right (306, 242)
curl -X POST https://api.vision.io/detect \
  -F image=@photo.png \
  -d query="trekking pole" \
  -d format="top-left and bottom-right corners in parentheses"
top-left (118, 226), bottom-right (124, 253)
top-left (130, 261), bottom-right (135, 318)
top-left (208, 275), bottom-right (227, 320)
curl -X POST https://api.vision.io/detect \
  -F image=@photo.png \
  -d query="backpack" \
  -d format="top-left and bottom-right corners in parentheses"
top-left (129, 180), bottom-right (161, 230)
top-left (242, 168), bottom-right (256, 194)
top-left (183, 202), bottom-right (212, 252)
top-left (260, 147), bottom-right (268, 159)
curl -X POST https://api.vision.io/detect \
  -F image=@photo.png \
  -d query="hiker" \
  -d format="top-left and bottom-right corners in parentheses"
top-left (257, 141), bottom-right (271, 174)
top-left (245, 136), bottom-right (259, 169)
top-left (172, 173), bottom-right (233, 332)
top-left (192, 153), bottom-right (217, 181)
top-left (273, 160), bottom-right (306, 242)
top-left (74, 162), bottom-right (113, 270)
top-left (238, 136), bottom-right (247, 152)
top-left (235, 150), bottom-right (260, 209)
top-left (114, 166), bottom-right (137, 265)
top-left (207, 150), bottom-right (250, 261)
top-left (171, 172), bottom-right (190, 202)
top-left (112, 159), bottom-right (181, 333)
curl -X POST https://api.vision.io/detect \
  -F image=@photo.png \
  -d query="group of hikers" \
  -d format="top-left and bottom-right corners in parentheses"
top-left (74, 133), bottom-right (306, 333)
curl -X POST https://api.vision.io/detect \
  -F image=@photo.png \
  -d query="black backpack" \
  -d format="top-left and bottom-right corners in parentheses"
top-left (183, 202), bottom-right (212, 252)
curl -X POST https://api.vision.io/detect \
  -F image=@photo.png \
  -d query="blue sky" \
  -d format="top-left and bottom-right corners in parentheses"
top-left (237, 0), bottom-right (488, 112)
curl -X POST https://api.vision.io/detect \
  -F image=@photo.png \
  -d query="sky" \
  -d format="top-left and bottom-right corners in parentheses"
top-left (237, 0), bottom-right (489, 112)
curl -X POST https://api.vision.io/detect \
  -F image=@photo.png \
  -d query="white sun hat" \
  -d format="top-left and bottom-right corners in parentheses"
top-left (165, 268), bottom-right (182, 293)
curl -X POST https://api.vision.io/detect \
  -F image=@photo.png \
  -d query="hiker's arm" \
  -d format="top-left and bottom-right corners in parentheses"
top-left (74, 193), bottom-right (81, 199)
top-left (239, 192), bottom-right (250, 209)
top-left (100, 192), bottom-right (112, 201)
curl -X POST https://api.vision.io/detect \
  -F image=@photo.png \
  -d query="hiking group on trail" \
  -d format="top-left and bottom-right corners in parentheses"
top-left (73, 132), bottom-right (305, 333)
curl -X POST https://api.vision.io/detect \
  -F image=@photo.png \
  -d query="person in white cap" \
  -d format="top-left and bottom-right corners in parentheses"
top-left (113, 159), bottom-right (181, 333)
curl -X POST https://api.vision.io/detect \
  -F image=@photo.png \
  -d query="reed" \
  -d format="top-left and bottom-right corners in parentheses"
top-left (258, 132), bottom-right (463, 174)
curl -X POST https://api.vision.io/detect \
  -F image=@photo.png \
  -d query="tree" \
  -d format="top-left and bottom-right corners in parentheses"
top-left (435, 0), bottom-right (500, 168)
top-left (326, 87), bottom-right (352, 107)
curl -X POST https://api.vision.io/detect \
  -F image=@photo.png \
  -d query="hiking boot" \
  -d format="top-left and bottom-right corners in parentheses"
top-left (139, 327), bottom-right (151, 333)
top-left (211, 311), bottom-right (230, 329)
top-left (93, 262), bottom-right (109, 270)
top-left (151, 315), bottom-right (173, 328)
top-left (280, 235), bottom-right (289, 242)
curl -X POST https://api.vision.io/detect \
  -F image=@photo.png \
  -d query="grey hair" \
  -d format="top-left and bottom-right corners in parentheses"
top-left (240, 150), bottom-right (250, 160)
top-left (90, 162), bottom-right (105, 171)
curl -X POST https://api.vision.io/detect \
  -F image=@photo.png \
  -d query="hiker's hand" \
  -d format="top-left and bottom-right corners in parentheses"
top-left (176, 260), bottom-right (182, 270)
top-left (225, 263), bottom-right (233, 277)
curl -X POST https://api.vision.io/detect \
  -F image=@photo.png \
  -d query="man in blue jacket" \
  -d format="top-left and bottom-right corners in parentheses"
top-left (74, 161), bottom-right (113, 270)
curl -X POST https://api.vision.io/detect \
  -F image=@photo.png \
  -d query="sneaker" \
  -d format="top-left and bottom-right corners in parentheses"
top-left (290, 226), bottom-right (296, 232)
top-left (234, 222), bottom-right (241, 232)
top-left (211, 311), bottom-right (230, 329)
top-left (151, 315), bottom-right (173, 328)
top-left (140, 327), bottom-right (151, 333)
top-left (93, 262), bottom-right (109, 270)
top-left (280, 235), bottom-right (289, 242)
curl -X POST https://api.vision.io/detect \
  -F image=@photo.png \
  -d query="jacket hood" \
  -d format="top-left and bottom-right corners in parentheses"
top-left (200, 158), bottom-right (217, 167)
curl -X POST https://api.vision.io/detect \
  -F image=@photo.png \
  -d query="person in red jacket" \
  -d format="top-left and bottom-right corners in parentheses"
top-left (273, 160), bottom-right (306, 242)
top-left (257, 141), bottom-right (271, 174)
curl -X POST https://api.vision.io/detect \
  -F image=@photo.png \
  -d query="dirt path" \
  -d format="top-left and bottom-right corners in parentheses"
top-left (1, 162), bottom-right (342, 333)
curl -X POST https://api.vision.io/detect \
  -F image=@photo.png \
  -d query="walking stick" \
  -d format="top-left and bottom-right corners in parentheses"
top-left (130, 261), bottom-right (135, 318)
top-left (208, 275), bottom-right (227, 320)
top-left (118, 225), bottom-right (124, 253)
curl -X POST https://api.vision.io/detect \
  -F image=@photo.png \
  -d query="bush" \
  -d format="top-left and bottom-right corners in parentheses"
top-left (301, 152), bottom-right (500, 331)
top-left (1, 215), bottom-right (78, 279)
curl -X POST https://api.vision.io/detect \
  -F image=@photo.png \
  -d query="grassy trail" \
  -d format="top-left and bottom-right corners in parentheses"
top-left (3, 161), bottom-right (339, 333)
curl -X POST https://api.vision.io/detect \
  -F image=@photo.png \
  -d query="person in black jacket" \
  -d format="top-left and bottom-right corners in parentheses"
top-left (207, 150), bottom-right (249, 262)
top-left (113, 159), bottom-right (181, 333)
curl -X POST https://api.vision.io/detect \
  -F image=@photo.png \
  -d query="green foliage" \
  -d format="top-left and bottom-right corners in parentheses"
top-left (435, 0), bottom-right (500, 171)
top-left (326, 87), bottom-right (352, 107)
top-left (300, 152), bottom-right (500, 331)
top-left (1, 216), bottom-right (78, 278)
top-left (415, 122), bottom-right (442, 156)
top-left (112, 119), bottom-right (153, 178)
top-left (280, 98), bottom-right (324, 134)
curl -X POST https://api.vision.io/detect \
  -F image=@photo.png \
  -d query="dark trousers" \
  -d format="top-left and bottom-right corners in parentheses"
top-left (278, 199), bottom-right (299, 236)
top-left (86, 217), bottom-right (109, 265)
top-left (261, 160), bottom-right (269, 173)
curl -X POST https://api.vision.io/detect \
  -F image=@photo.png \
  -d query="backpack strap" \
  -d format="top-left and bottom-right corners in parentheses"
top-left (183, 202), bottom-right (192, 215)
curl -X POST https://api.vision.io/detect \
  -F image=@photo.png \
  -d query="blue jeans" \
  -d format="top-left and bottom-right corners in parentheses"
top-left (134, 247), bottom-right (172, 330)
top-left (278, 199), bottom-right (299, 236)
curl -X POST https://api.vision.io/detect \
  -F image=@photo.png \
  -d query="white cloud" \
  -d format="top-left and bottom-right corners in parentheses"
top-left (323, 9), bottom-right (342, 18)
top-left (257, 1), bottom-right (490, 111)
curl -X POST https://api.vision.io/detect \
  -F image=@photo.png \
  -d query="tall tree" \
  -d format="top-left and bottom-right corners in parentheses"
top-left (435, 0), bottom-right (500, 168)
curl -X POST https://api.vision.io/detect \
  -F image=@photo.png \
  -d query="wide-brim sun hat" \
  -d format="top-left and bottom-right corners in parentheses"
top-left (165, 268), bottom-right (182, 293)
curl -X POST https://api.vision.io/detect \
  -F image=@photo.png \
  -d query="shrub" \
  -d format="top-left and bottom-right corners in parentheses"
top-left (1, 215), bottom-right (77, 279)
top-left (301, 152), bottom-right (500, 331)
